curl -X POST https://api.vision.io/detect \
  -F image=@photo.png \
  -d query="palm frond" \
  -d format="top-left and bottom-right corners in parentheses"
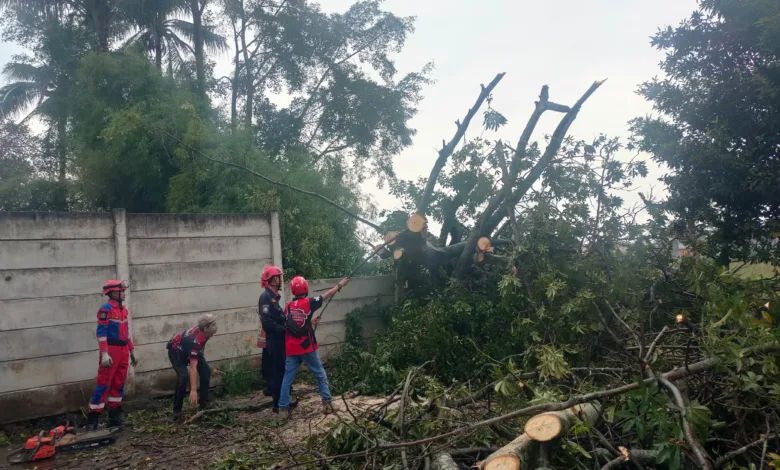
top-left (167, 19), bottom-right (228, 54)
top-left (2, 62), bottom-right (46, 83)
top-left (0, 82), bottom-right (45, 119)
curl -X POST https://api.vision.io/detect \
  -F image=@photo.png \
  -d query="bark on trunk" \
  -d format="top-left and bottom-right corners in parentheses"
top-left (54, 115), bottom-right (68, 210)
top-left (523, 403), bottom-right (601, 442)
top-left (432, 453), bottom-right (460, 470)
top-left (154, 28), bottom-right (163, 72)
top-left (239, 0), bottom-right (253, 129)
top-left (190, 0), bottom-right (206, 97)
top-left (478, 434), bottom-right (534, 470)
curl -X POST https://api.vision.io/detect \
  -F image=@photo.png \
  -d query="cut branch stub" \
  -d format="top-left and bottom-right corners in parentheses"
top-left (524, 402), bottom-right (601, 442)
top-left (394, 248), bottom-right (404, 260)
top-left (407, 213), bottom-right (426, 233)
top-left (481, 455), bottom-right (520, 470)
top-left (477, 237), bottom-right (494, 253)
top-left (385, 231), bottom-right (400, 246)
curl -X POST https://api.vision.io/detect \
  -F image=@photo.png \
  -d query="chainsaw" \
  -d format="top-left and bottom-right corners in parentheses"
top-left (6, 421), bottom-right (121, 465)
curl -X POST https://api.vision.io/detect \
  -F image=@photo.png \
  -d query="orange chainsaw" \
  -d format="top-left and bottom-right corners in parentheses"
top-left (6, 421), bottom-right (120, 465)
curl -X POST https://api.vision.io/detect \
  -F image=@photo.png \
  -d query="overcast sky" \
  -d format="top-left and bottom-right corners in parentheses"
top-left (0, 0), bottom-right (698, 219)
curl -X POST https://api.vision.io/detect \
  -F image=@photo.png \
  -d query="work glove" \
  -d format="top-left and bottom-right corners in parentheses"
top-left (130, 351), bottom-right (138, 367)
top-left (100, 352), bottom-right (113, 368)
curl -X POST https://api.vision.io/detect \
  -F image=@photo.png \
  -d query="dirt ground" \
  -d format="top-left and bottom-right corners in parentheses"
top-left (1, 385), bottom-right (388, 470)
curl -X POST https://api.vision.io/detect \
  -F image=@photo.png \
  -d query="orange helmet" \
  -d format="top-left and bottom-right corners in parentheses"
top-left (261, 266), bottom-right (283, 288)
top-left (289, 276), bottom-right (309, 297)
top-left (102, 280), bottom-right (127, 295)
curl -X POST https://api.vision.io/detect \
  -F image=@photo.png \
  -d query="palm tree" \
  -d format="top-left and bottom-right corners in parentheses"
top-left (124, 0), bottom-right (227, 75)
top-left (0, 59), bottom-right (69, 209)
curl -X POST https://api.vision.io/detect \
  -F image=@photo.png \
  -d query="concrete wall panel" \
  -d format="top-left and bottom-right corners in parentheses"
top-left (308, 276), bottom-right (395, 300)
top-left (132, 283), bottom-right (258, 318)
top-left (0, 266), bottom-right (116, 300)
top-left (0, 351), bottom-right (99, 393)
top-left (1, 239), bottom-right (115, 270)
top-left (132, 308), bottom-right (258, 346)
top-left (130, 259), bottom-right (269, 291)
top-left (0, 294), bottom-right (102, 331)
top-left (0, 323), bottom-right (97, 362)
top-left (0, 212), bottom-right (113, 240)
top-left (127, 213), bottom-right (271, 239)
top-left (128, 236), bottom-right (272, 265)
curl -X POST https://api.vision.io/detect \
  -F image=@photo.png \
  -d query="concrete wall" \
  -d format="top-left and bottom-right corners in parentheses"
top-left (0, 211), bottom-right (394, 424)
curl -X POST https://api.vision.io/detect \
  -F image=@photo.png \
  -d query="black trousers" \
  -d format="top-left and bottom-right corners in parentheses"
top-left (265, 343), bottom-right (286, 408)
top-left (168, 350), bottom-right (211, 412)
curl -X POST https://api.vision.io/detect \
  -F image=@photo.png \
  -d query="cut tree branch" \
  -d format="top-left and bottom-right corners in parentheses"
top-left (417, 73), bottom-right (506, 215)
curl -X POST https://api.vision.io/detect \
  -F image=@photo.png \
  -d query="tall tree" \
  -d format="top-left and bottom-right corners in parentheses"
top-left (632, 0), bottom-right (780, 266)
top-left (0, 16), bottom-right (88, 209)
top-left (124, 0), bottom-right (227, 74)
top-left (221, 0), bottom-right (430, 180)
top-left (187, 0), bottom-right (209, 96)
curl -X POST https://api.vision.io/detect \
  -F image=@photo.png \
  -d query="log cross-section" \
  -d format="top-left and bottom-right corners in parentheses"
top-left (524, 403), bottom-right (601, 442)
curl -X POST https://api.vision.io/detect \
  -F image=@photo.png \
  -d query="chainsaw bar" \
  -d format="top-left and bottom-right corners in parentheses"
top-left (6, 427), bottom-right (121, 465)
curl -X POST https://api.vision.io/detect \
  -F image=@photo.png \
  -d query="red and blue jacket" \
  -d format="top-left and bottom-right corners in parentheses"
top-left (96, 299), bottom-right (134, 353)
top-left (284, 296), bottom-right (323, 356)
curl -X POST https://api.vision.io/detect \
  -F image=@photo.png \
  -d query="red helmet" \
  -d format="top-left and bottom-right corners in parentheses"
top-left (289, 276), bottom-right (309, 297)
top-left (102, 280), bottom-right (127, 295)
top-left (261, 265), bottom-right (283, 288)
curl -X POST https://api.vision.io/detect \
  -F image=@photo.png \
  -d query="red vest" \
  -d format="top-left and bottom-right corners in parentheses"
top-left (284, 298), bottom-right (318, 356)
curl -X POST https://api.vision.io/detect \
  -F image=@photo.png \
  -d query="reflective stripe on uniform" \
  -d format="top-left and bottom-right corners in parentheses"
top-left (98, 337), bottom-right (107, 342)
top-left (89, 403), bottom-right (105, 410)
top-left (107, 396), bottom-right (122, 403)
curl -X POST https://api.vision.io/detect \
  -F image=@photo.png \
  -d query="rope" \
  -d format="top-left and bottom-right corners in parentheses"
top-left (313, 230), bottom-right (404, 330)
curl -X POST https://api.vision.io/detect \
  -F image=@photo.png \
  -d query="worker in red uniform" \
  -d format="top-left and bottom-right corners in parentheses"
top-left (167, 313), bottom-right (218, 422)
top-left (87, 280), bottom-right (137, 430)
top-left (278, 275), bottom-right (350, 417)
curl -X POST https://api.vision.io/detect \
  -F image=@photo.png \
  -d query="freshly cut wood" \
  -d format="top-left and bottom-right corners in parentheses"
top-left (432, 453), bottom-right (460, 470)
top-left (394, 249), bottom-right (404, 260)
top-left (385, 231), bottom-right (400, 246)
top-left (524, 402), bottom-right (601, 442)
top-left (479, 433), bottom-right (533, 470)
top-left (407, 213), bottom-right (426, 233)
top-left (477, 237), bottom-right (493, 252)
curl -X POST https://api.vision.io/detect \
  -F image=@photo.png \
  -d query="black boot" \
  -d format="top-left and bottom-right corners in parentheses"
top-left (107, 407), bottom-right (129, 428)
top-left (86, 412), bottom-right (100, 432)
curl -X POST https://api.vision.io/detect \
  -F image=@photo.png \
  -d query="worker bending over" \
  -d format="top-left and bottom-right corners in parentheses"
top-left (167, 313), bottom-right (218, 422)
top-left (87, 280), bottom-right (137, 430)
top-left (279, 275), bottom-right (350, 417)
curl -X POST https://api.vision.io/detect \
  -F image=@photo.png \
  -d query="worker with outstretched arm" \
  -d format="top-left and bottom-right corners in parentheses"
top-left (259, 265), bottom-right (288, 412)
top-left (87, 280), bottom-right (137, 430)
top-left (167, 313), bottom-right (218, 422)
top-left (278, 275), bottom-right (350, 417)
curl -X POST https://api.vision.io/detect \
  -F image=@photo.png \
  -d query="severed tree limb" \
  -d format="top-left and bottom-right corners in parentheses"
top-left (645, 326), bottom-right (670, 361)
top-left (658, 377), bottom-right (711, 469)
top-left (432, 453), bottom-right (460, 470)
top-left (592, 429), bottom-right (646, 470)
top-left (448, 447), bottom-right (501, 458)
top-left (713, 434), bottom-right (777, 468)
top-left (418, 73), bottom-right (506, 215)
top-left (375, 342), bottom-right (779, 450)
top-left (453, 80), bottom-right (606, 277)
top-left (478, 433), bottom-right (534, 470)
top-left (160, 129), bottom-right (383, 232)
top-left (524, 403), bottom-right (601, 442)
top-left (185, 400), bottom-right (274, 424)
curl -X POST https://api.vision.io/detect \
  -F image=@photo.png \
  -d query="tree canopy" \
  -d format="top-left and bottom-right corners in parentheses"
top-left (632, 0), bottom-right (780, 267)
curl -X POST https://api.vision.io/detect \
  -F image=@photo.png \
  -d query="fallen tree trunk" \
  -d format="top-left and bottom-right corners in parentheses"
top-left (524, 403), bottom-right (601, 442)
top-left (478, 434), bottom-right (534, 470)
top-left (432, 453), bottom-right (460, 470)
